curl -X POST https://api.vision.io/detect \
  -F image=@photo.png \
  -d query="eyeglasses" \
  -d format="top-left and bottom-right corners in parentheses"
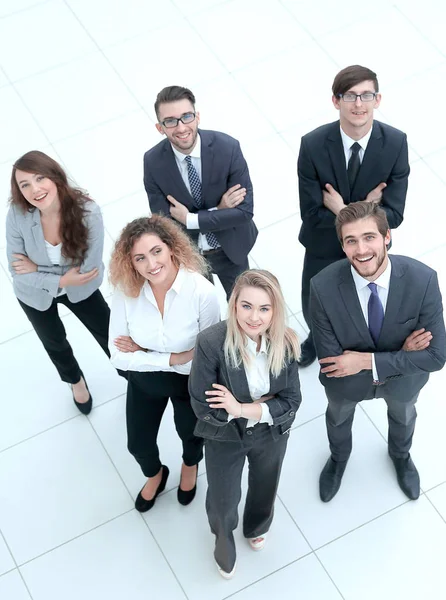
top-left (160, 112), bottom-right (196, 128)
top-left (338, 92), bottom-right (377, 103)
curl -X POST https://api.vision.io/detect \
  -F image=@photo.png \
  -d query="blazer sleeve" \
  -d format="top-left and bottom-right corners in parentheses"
top-left (197, 141), bottom-right (254, 233)
top-left (298, 136), bottom-right (337, 230)
top-left (310, 280), bottom-right (345, 359)
top-left (263, 359), bottom-right (302, 425)
top-left (380, 134), bottom-right (409, 229)
top-left (78, 202), bottom-right (105, 274)
top-left (6, 207), bottom-right (60, 297)
top-left (189, 333), bottom-right (231, 427)
top-left (143, 155), bottom-right (170, 216)
top-left (375, 272), bottom-right (446, 379)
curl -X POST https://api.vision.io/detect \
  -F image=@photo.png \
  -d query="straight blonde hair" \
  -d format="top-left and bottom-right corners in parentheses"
top-left (224, 270), bottom-right (300, 377)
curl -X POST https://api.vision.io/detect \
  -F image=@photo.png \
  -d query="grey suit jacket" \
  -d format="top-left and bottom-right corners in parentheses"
top-left (189, 321), bottom-right (302, 442)
top-left (6, 200), bottom-right (105, 311)
top-left (310, 256), bottom-right (446, 401)
top-left (143, 129), bottom-right (258, 265)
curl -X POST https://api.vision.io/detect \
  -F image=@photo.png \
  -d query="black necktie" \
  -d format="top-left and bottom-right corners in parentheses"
top-left (347, 142), bottom-right (361, 190)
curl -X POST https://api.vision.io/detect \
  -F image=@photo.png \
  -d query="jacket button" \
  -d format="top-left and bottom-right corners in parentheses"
top-left (246, 430), bottom-right (253, 435)
top-left (289, 411), bottom-right (295, 417)
top-left (204, 416), bottom-right (210, 421)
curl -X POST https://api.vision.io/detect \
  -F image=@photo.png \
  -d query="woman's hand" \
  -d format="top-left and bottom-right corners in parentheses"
top-left (60, 266), bottom-right (99, 287)
top-left (114, 336), bottom-right (146, 353)
top-left (205, 384), bottom-right (241, 417)
top-left (253, 394), bottom-right (274, 404)
top-left (12, 254), bottom-right (37, 274)
top-left (170, 348), bottom-right (194, 366)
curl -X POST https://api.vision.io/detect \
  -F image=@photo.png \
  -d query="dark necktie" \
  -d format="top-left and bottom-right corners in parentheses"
top-left (185, 156), bottom-right (219, 249)
top-left (347, 142), bottom-right (361, 191)
top-left (367, 282), bottom-right (384, 345)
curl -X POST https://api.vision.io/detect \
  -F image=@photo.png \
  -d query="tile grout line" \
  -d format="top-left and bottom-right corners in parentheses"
top-left (395, 4), bottom-right (446, 61)
top-left (0, 528), bottom-right (35, 599)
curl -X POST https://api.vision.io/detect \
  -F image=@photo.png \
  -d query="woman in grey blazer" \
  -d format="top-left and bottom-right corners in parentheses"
top-left (6, 150), bottom-right (110, 414)
top-left (189, 270), bottom-right (302, 578)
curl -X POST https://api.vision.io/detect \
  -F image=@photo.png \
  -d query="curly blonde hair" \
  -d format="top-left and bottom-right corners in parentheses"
top-left (109, 215), bottom-right (209, 297)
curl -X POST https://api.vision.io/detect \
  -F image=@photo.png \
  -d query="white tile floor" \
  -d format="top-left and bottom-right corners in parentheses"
top-left (1, 0), bottom-right (446, 598)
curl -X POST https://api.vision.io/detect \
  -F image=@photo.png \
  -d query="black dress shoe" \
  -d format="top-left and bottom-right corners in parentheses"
top-left (297, 338), bottom-right (317, 368)
top-left (135, 465), bottom-right (170, 512)
top-left (319, 456), bottom-right (349, 502)
top-left (70, 376), bottom-right (92, 415)
top-left (177, 465), bottom-right (198, 506)
top-left (390, 455), bottom-right (420, 500)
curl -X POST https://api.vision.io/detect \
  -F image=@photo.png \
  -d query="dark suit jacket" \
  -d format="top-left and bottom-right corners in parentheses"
top-left (298, 120), bottom-right (409, 258)
top-left (143, 129), bottom-right (258, 265)
top-left (310, 256), bottom-right (446, 401)
top-left (189, 321), bottom-right (302, 442)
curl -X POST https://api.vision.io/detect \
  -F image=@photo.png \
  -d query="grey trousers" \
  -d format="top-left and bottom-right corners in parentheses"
top-left (326, 386), bottom-right (419, 461)
top-left (205, 423), bottom-right (289, 573)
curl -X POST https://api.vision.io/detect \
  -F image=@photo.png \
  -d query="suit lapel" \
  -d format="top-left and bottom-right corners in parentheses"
top-left (31, 210), bottom-right (50, 264)
top-left (338, 265), bottom-right (373, 345)
top-left (353, 121), bottom-right (382, 197)
top-left (163, 143), bottom-right (195, 209)
top-left (379, 258), bottom-right (405, 343)
top-left (327, 124), bottom-right (350, 202)
top-left (225, 361), bottom-right (252, 402)
top-left (200, 130), bottom-right (213, 207)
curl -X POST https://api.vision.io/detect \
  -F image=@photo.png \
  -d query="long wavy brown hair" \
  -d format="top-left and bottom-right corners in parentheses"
top-left (109, 215), bottom-right (209, 297)
top-left (10, 150), bottom-right (90, 262)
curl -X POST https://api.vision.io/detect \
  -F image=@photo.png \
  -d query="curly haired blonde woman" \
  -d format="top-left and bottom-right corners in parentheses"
top-left (189, 270), bottom-right (302, 578)
top-left (109, 215), bottom-right (220, 511)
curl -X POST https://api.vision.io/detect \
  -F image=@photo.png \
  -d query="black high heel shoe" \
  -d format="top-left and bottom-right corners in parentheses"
top-left (177, 464), bottom-right (198, 506)
top-left (70, 375), bottom-right (92, 415)
top-left (135, 465), bottom-right (169, 512)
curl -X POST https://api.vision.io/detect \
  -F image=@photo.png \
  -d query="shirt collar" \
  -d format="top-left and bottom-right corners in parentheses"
top-left (143, 266), bottom-right (187, 301)
top-left (340, 124), bottom-right (373, 155)
top-left (246, 334), bottom-right (268, 356)
top-left (350, 256), bottom-right (392, 293)
top-left (170, 133), bottom-right (201, 163)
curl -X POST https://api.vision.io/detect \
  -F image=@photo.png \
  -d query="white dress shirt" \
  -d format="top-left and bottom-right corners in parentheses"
top-left (171, 134), bottom-right (220, 251)
top-left (109, 267), bottom-right (220, 374)
top-left (228, 335), bottom-right (274, 428)
top-left (350, 258), bottom-right (392, 381)
top-left (340, 125), bottom-right (373, 168)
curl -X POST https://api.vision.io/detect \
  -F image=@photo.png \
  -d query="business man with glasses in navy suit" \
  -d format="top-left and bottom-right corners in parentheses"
top-left (143, 85), bottom-right (258, 297)
top-left (297, 65), bottom-right (410, 368)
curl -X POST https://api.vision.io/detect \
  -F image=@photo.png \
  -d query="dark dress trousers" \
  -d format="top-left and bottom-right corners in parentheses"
top-left (310, 256), bottom-right (446, 461)
top-left (298, 119), bottom-right (410, 332)
top-left (189, 321), bottom-right (301, 573)
top-left (143, 129), bottom-right (258, 295)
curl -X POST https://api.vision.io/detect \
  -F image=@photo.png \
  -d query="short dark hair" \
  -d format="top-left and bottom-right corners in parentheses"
top-left (332, 65), bottom-right (379, 97)
top-left (154, 86), bottom-right (196, 120)
top-left (335, 201), bottom-right (389, 244)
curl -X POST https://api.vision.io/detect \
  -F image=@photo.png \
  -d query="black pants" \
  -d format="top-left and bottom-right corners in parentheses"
top-left (301, 251), bottom-right (342, 346)
top-left (205, 423), bottom-right (289, 573)
top-left (205, 249), bottom-right (249, 299)
top-left (126, 371), bottom-right (204, 478)
top-left (18, 290), bottom-right (110, 384)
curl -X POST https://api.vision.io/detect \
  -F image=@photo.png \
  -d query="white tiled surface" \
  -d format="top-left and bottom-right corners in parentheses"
top-left (1, 1), bottom-right (446, 599)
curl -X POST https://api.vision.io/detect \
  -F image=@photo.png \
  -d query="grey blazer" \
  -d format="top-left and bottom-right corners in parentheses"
top-left (310, 255), bottom-right (446, 401)
top-left (189, 321), bottom-right (302, 442)
top-left (6, 200), bottom-right (105, 311)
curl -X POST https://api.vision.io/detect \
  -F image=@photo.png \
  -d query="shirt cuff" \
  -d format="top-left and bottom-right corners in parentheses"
top-left (372, 354), bottom-right (379, 382)
top-left (186, 213), bottom-right (200, 229)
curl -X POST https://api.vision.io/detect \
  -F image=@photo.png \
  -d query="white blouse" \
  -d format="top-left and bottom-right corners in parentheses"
top-left (109, 267), bottom-right (220, 375)
top-left (45, 240), bottom-right (65, 296)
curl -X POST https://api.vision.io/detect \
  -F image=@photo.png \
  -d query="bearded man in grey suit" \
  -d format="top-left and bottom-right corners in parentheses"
top-left (310, 202), bottom-right (445, 502)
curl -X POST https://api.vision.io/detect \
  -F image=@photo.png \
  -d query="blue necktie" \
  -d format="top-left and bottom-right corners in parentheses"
top-left (367, 282), bottom-right (384, 345)
top-left (185, 156), bottom-right (219, 249)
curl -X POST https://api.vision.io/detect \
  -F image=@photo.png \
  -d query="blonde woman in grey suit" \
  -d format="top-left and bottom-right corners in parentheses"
top-left (189, 270), bottom-right (302, 579)
top-left (6, 150), bottom-right (110, 414)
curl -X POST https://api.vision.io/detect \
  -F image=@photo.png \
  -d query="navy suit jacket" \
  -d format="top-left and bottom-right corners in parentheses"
top-left (298, 120), bottom-right (409, 258)
top-left (143, 129), bottom-right (258, 265)
top-left (310, 256), bottom-right (446, 401)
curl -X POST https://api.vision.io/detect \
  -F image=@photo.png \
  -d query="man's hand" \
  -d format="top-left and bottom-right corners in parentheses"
top-left (12, 253), bottom-right (37, 274)
top-left (167, 195), bottom-right (189, 225)
top-left (403, 328), bottom-right (432, 352)
top-left (323, 183), bottom-right (345, 215)
top-left (365, 182), bottom-right (387, 203)
top-left (217, 184), bottom-right (246, 210)
top-left (319, 350), bottom-right (372, 377)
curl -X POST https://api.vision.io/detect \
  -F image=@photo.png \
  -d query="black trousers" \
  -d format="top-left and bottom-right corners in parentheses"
top-left (126, 371), bottom-right (204, 478)
top-left (205, 423), bottom-right (289, 573)
top-left (18, 290), bottom-right (110, 384)
top-left (205, 249), bottom-right (249, 299)
top-left (301, 251), bottom-right (342, 345)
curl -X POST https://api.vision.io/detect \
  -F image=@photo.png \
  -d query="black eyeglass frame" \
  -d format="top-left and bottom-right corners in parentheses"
top-left (337, 92), bottom-right (377, 103)
top-left (160, 112), bottom-right (196, 128)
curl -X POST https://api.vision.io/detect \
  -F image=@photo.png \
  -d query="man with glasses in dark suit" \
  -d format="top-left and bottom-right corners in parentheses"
top-left (143, 85), bottom-right (257, 297)
top-left (297, 65), bottom-right (409, 367)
